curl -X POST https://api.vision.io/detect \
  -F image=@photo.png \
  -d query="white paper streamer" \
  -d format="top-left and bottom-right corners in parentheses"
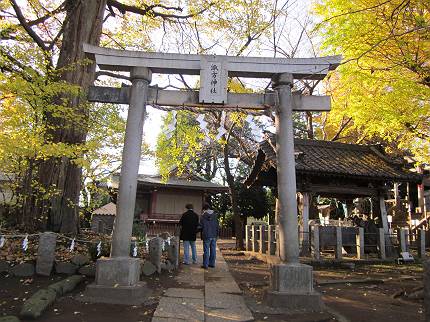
top-left (196, 114), bottom-right (207, 130)
top-left (96, 241), bottom-right (101, 257)
top-left (22, 234), bottom-right (29, 251)
top-left (216, 112), bottom-right (227, 140)
top-left (246, 115), bottom-right (263, 141)
top-left (196, 114), bottom-right (211, 143)
top-left (69, 238), bottom-right (75, 252)
top-left (165, 111), bottom-right (177, 139)
top-left (145, 240), bottom-right (149, 252)
top-left (167, 237), bottom-right (171, 246)
top-left (133, 244), bottom-right (138, 257)
top-left (0, 236), bottom-right (5, 248)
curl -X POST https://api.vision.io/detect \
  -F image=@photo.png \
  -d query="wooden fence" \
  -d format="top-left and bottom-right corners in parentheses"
top-left (144, 223), bottom-right (233, 239)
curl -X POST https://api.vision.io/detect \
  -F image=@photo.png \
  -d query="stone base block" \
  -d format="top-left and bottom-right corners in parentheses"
top-left (80, 282), bottom-right (150, 305)
top-left (270, 263), bottom-right (313, 293)
top-left (95, 257), bottom-right (142, 287)
top-left (265, 291), bottom-right (323, 312)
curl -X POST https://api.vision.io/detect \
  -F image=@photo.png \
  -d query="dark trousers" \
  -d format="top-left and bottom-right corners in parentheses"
top-left (203, 238), bottom-right (217, 267)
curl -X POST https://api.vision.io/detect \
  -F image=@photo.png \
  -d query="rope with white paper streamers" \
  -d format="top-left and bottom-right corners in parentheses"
top-left (149, 103), bottom-right (270, 116)
top-left (0, 231), bottom-right (159, 258)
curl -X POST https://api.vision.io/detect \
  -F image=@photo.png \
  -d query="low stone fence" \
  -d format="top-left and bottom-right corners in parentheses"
top-left (245, 224), bottom-right (427, 261)
top-left (0, 231), bottom-right (180, 278)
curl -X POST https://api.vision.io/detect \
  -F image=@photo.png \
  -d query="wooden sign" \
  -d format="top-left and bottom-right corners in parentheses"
top-left (199, 57), bottom-right (227, 104)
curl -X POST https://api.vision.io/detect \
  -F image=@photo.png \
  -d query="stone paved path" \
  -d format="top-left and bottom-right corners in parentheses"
top-left (152, 241), bottom-right (254, 322)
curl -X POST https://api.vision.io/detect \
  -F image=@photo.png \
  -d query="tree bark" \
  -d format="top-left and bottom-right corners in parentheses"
top-left (306, 111), bottom-right (314, 139)
top-left (34, 0), bottom-right (106, 233)
top-left (223, 144), bottom-right (244, 250)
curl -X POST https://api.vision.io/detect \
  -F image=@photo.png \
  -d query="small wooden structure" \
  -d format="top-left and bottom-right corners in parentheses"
top-left (91, 202), bottom-right (117, 233)
top-left (92, 170), bottom-right (228, 233)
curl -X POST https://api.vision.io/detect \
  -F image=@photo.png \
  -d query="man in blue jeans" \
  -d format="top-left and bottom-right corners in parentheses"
top-left (200, 203), bottom-right (219, 269)
top-left (179, 204), bottom-right (199, 265)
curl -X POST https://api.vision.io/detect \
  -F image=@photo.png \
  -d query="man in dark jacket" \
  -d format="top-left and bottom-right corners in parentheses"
top-left (179, 204), bottom-right (199, 264)
top-left (200, 203), bottom-right (219, 269)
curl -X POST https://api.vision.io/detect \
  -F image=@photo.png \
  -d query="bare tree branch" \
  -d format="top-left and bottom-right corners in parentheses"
top-left (9, 0), bottom-right (48, 51)
top-left (107, 0), bottom-right (213, 20)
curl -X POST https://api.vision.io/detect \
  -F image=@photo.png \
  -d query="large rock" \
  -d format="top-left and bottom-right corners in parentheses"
top-left (48, 275), bottom-right (84, 296)
top-left (0, 260), bottom-right (9, 273)
top-left (11, 263), bottom-right (34, 277)
top-left (20, 288), bottom-right (57, 319)
top-left (78, 264), bottom-right (96, 277)
top-left (71, 254), bottom-right (90, 267)
top-left (36, 232), bottom-right (57, 276)
top-left (55, 262), bottom-right (78, 275)
top-left (142, 261), bottom-right (157, 276)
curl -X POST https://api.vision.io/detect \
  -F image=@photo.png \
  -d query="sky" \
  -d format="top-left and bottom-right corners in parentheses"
top-left (114, 0), bottom-right (318, 175)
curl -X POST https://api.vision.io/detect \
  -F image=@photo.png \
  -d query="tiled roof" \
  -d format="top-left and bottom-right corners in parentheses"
top-left (246, 136), bottom-right (421, 185)
top-left (92, 202), bottom-right (116, 216)
top-left (111, 172), bottom-right (228, 191)
top-left (136, 174), bottom-right (228, 191)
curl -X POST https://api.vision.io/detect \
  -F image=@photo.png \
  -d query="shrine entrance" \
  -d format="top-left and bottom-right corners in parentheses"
top-left (83, 43), bottom-right (341, 310)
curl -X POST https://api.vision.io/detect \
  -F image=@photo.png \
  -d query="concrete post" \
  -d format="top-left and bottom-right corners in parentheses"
top-left (356, 227), bottom-right (365, 260)
top-left (335, 226), bottom-right (343, 260)
top-left (245, 225), bottom-right (252, 251)
top-left (418, 229), bottom-right (426, 259)
top-left (273, 73), bottom-right (299, 263)
top-left (252, 225), bottom-right (259, 252)
top-left (378, 228), bottom-right (386, 259)
top-left (268, 225), bottom-right (276, 255)
top-left (111, 67), bottom-right (152, 257)
top-left (312, 225), bottom-right (320, 261)
top-left (260, 225), bottom-right (268, 254)
top-left (301, 192), bottom-right (310, 256)
top-left (398, 228), bottom-right (408, 253)
top-left (379, 194), bottom-right (395, 257)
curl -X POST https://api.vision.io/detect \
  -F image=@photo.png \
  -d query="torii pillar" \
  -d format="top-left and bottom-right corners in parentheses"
top-left (266, 73), bottom-right (322, 310)
top-left (83, 67), bottom-right (152, 305)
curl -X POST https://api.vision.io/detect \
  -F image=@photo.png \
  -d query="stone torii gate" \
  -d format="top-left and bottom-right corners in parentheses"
top-left (83, 43), bottom-right (341, 309)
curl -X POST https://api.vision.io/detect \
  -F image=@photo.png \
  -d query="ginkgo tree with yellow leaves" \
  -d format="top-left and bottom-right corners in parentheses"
top-left (1, 0), bottom-right (281, 233)
top-left (314, 0), bottom-right (430, 162)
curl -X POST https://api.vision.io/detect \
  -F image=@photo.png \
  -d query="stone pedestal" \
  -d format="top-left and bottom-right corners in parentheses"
top-left (265, 263), bottom-right (323, 311)
top-left (81, 257), bottom-right (149, 305)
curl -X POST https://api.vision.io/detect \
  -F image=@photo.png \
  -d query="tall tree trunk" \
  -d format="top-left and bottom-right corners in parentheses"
top-left (306, 111), bottom-right (314, 139)
top-left (34, 0), bottom-right (106, 233)
top-left (223, 144), bottom-right (244, 250)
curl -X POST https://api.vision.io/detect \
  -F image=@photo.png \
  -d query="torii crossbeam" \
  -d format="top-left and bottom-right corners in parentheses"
top-left (82, 43), bottom-right (341, 310)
